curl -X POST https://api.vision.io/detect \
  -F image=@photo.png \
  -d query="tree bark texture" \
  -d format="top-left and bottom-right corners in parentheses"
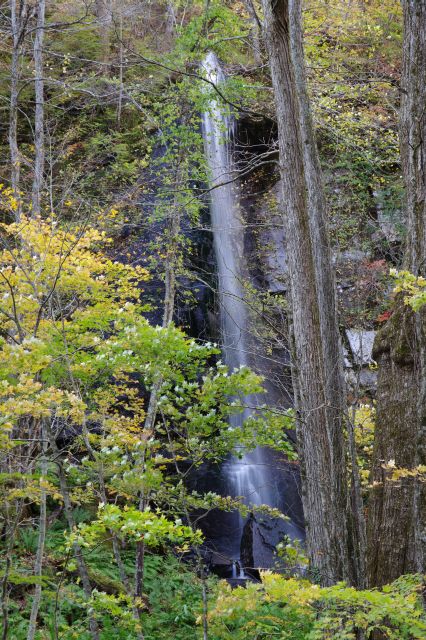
top-left (400, 1), bottom-right (426, 276)
top-left (367, 0), bottom-right (425, 587)
top-left (261, 0), bottom-right (355, 585)
top-left (289, 0), bottom-right (367, 587)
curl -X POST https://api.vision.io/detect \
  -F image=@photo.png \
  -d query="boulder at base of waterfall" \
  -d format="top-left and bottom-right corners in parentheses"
top-left (207, 552), bottom-right (234, 579)
top-left (240, 513), bottom-right (302, 576)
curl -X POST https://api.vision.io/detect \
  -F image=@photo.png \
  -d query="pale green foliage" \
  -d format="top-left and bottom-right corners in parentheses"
top-left (391, 269), bottom-right (426, 311)
top-left (67, 504), bottom-right (202, 549)
top-left (208, 572), bottom-right (426, 639)
top-left (0, 211), bottom-right (294, 637)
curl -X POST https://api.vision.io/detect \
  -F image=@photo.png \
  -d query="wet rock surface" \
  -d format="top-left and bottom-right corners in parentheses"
top-left (344, 329), bottom-right (378, 393)
top-left (346, 329), bottom-right (376, 366)
top-left (190, 455), bottom-right (304, 569)
top-left (240, 512), bottom-right (304, 575)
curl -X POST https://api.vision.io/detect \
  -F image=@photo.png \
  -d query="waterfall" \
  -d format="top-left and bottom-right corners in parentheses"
top-left (201, 52), bottom-right (273, 541)
top-left (201, 53), bottom-right (304, 565)
top-left (201, 52), bottom-right (249, 373)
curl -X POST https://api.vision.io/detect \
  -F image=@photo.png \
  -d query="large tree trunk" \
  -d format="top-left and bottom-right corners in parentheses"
top-left (260, 0), bottom-right (356, 585)
top-left (401, 2), bottom-right (426, 275)
top-left (367, 0), bottom-right (425, 587)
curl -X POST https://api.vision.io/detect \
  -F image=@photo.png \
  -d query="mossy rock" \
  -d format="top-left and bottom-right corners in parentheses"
top-left (87, 567), bottom-right (126, 595)
top-left (373, 296), bottom-right (416, 365)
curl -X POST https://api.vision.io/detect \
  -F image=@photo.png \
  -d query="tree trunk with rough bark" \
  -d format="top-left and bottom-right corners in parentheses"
top-left (260, 0), bottom-right (356, 585)
top-left (367, 0), bottom-right (426, 587)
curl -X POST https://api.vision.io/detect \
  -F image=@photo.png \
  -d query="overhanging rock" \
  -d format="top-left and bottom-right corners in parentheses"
top-left (240, 513), bottom-right (304, 576)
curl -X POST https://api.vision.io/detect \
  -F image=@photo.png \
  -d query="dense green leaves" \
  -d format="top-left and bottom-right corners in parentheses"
top-left (208, 572), bottom-right (426, 640)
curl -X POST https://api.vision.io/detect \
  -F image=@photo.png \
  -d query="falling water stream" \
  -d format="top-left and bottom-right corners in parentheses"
top-left (201, 51), bottom-right (249, 375)
top-left (201, 53), bottom-right (290, 564)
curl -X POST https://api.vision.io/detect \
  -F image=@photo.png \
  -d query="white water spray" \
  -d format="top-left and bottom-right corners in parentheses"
top-left (201, 52), bottom-right (276, 515)
top-left (201, 53), bottom-right (305, 565)
top-left (201, 52), bottom-right (249, 373)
